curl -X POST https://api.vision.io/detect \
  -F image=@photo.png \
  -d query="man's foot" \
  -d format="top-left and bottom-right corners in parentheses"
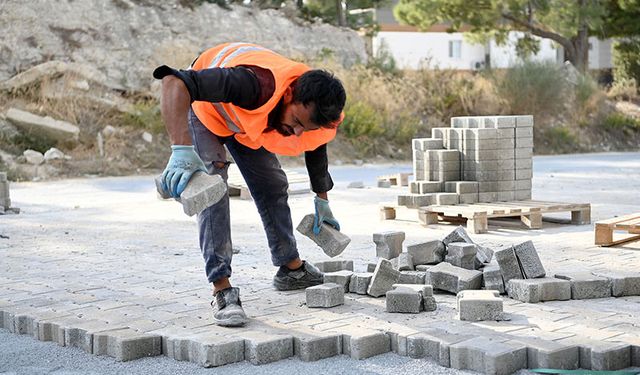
top-left (211, 287), bottom-right (248, 327)
top-left (273, 260), bottom-right (324, 291)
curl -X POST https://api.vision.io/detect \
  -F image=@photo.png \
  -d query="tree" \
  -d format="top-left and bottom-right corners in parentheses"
top-left (392, 0), bottom-right (636, 72)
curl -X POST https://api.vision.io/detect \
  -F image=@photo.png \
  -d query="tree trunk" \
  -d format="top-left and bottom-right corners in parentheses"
top-left (569, 0), bottom-right (590, 72)
top-left (336, 0), bottom-right (347, 27)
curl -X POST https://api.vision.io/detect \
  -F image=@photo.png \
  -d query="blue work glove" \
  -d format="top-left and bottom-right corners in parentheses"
top-left (161, 145), bottom-right (206, 198)
top-left (313, 196), bottom-right (340, 235)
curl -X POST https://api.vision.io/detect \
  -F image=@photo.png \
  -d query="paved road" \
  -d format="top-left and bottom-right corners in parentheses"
top-left (1, 152), bottom-right (639, 374)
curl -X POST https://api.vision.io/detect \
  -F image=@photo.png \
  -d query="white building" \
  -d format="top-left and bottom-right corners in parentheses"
top-left (372, 3), bottom-right (613, 71)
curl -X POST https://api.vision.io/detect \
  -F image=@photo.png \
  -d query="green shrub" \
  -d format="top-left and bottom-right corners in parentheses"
top-left (491, 60), bottom-right (568, 119)
top-left (613, 38), bottom-right (640, 93)
top-left (121, 100), bottom-right (164, 134)
top-left (574, 73), bottom-right (599, 109)
top-left (341, 100), bottom-right (384, 139)
top-left (602, 112), bottom-right (640, 131)
top-left (543, 126), bottom-right (577, 151)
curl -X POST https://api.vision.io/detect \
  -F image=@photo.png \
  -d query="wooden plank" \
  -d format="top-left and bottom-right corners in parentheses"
top-left (596, 213), bottom-right (640, 226)
top-left (600, 234), bottom-right (640, 247)
top-left (615, 217), bottom-right (640, 230)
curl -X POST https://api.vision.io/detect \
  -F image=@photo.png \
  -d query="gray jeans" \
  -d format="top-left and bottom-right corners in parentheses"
top-left (187, 110), bottom-right (300, 283)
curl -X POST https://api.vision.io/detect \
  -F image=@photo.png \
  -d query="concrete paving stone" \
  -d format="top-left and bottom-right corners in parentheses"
top-left (392, 284), bottom-right (433, 296)
top-left (349, 273), bottom-right (373, 295)
top-left (367, 258), bottom-right (400, 297)
top-left (398, 271), bottom-right (426, 284)
top-left (306, 283), bottom-right (344, 308)
top-left (313, 260), bottom-right (353, 273)
top-left (386, 288), bottom-right (423, 314)
top-left (429, 149), bottom-right (460, 162)
top-left (423, 296), bottom-right (438, 311)
top-left (591, 271), bottom-right (640, 297)
top-left (339, 326), bottom-right (390, 360)
top-left (292, 329), bottom-right (342, 362)
top-left (178, 172), bottom-right (227, 217)
top-left (432, 171), bottom-right (460, 182)
top-left (237, 330), bottom-right (294, 365)
top-left (515, 158), bottom-right (533, 169)
top-left (463, 128), bottom-right (499, 140)
top-left (514, 189), bottom-right (532, 200)
top-left (515, 179), bottom-right (532, 190)
top-left (513, 241), bottom-right (546, 279)
top-left (515, 115), bottom-right (533, 128)
top-left (296, 214), bottom-right (351, 258)
top-left (494, 247), bottom-right (524, 284)
top-left (479, 192), bottom-right (498, 203)
top-left (412, 138), bottom-right (443, 151)
top-left (92, 328), bottom-right (162, 361)
top-left (377, 180), bottom-right (392, 188)
top-left (449, 336), bottom-right (527, 375)
top-left (366, 263), bottom-right (376, 273)
top-left (64, 319), bottom-right (129, 353)
top-left (507, 278), bottom-right (571, 303)
top-left (445, 242), bottom-right (477, 270)
top-left (458, 193), bottom-right (479, 204)
top-left (516, 168), bottom-right (533, 179)
top-left (373, 231), bottom-right (405, 259)
top-left (323, 271), bottom-right (353, 292)
top-left (395, 252), bottom-right (414, 271)
top-left (512, 336), bottom-right (579, 369)
top-left (451, 117), bottom-right (467, 128)
top-left (432, 127), bottom-right (447, 139)
top-left (416, 181), bottom-right (444, 194)
top-left (426, 262), bottom-right (483, 294)
top-left (445, 181), bottom-right (479, 194)
top-left (407, 240), bottom-right (446, 265)
top-left (515, 137), bottom-right (533, 148)
top-left (185, 332), bottom-right (245, 367)
top-left (406, 328), bottom-right (473, 367)
top-left (442, 226), bottom-right (474, 246)
top-left (559, 338), bottom-right (632, 371)
top-left (478, 181), bottom-right (499, 193)
top-left (483, 265), bottom-right (506, 294)
top-left (496, 180), bottom-right (515, 191)
top-left (554, 272), bottom-right (612, 299)
top-left (435, 192), bottom-right (459, 205)
top-left (456, 290), bottom-right (503, 321)
top-left (415, 264), bottom-right (431, 272)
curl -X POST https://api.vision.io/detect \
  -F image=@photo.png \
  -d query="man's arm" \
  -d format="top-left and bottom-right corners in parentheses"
top-left (304, 144), bottom-right (333, 197)
top-left (160, 76), bottom-right (192, 145)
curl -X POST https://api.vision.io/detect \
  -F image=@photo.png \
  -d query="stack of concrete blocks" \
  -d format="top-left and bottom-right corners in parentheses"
top-left (386, 284), bottom-right (437, 313)
top-left (404, 115), bottom-right (533, 207)
top-left (0, 172), bottom-right (18, 215)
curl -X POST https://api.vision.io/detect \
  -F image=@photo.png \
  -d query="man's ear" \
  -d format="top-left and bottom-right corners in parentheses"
top-left (283, 86), bottom-right (293, 104)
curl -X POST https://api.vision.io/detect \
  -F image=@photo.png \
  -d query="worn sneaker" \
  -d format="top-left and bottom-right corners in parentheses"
top-left (273, 261), bottom-right (324, 291)
top-left (211, 287), bottom-right (248, 327)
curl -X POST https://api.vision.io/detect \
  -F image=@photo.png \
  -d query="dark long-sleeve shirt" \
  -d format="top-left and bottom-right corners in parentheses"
top-left (153, 64), bottom-right (333, 193)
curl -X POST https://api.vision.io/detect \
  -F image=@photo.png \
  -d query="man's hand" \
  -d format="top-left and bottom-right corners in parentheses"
top-left (313, 196), bottom-right (340, 235)
top-left (162, 145), bottom-right (207, 198)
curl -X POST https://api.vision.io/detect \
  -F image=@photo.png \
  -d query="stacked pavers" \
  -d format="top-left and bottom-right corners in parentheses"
top-left (0, 172), bottom-right (19, 214)
top-left (402, 115), bottom-right (533, 206)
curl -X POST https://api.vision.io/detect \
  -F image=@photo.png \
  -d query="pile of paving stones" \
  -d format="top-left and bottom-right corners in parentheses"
top-left (398, 115), bottom-right (534, 208)
top-left (0, 172), bottom-right (19, 215)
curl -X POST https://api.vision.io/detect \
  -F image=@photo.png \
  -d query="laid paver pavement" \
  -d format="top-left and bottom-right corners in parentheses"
top-left (1, 153), bottom-right (640, 373)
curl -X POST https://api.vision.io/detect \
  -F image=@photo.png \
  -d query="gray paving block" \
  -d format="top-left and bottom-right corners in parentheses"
top-left (432, 127), bottom-right (447, 139)
top-left (445, 181), bottom-right (478, 194)
top-left (155, 172), bottom-right (227, 216)
top-left (349, 272), bottom-right (373, 294)
top-left (513, 241), bottom-right (545, 278)
top-left (426, 262), bottom-right (483, 294)
top-left (478, 192), bottom-right (498, 202)
top-left (416, 181), bottom-right (444, 194)
top-left (306, 283), bottom-right (344, 308)
top-left (239, 331), bottom-right (294, 365)
top-left (494, 247), bottom-right (524, 284)
top-left (293, 330), bottom-right (342, 362)
top-left (591, 271), bottom-right (640, 297)
top-left (92, 328), bottom-right (162, 361)
top-left (507, 278), bottom-right (571, 303)
top-left (516, 168), bottom-right (533, 179)
top-left (367, 258), bottom-right (400, 297)
top-left (65, 320), bottom-right (124, 353)
top-left (398, 271), bottom-right (426, 284)
top-left (450, 337), bottom-right (527, 375)
top-left (512, 336), bottom-right (579, 369)
top-left (395, 252), bottom-right (414, 271)
top-left (515, 179), bottom-right (532, 190)
top-left (415, 264), bottom-right (431, 272)
top-left (413, 138), bottom-right (444, 151)
top-left (366, 263), bottom-right (376, 273)
top-left (458, 193), bottom-right (479, 204)
top-left (314, 260), bottom-right (353, 273)
top-left (386, 288), bottom-right (422, 313)
top-left (392, 283), bottom-right (433, 296)
top-left (373, 231), bottom-right (405, 259)
top-left (340, 327), bottom-right (390, 360)
top-left (347, 181), bottom-right (364, 189)
top-left (514, 189), bottom-right (532, 200)
top-left (323, 271), bottom-right (353, 292)
top-left (435, 192), bottom-right (459, 205)
top-left (516, 115), bottom-right (533, 128)
top-left (442, 226), bottom-right (474, 246)
top-left (187, 332), bottom-right (245, 367)
top-left (423, 296), bottom-right (437, 311)
top-left (567, 340), bottom-right (632, 370)
top-left (297, 214), bottom-right (351, 258)
top-left (407, 240), bottom-right (445, 265)
top-left (456, 290), bottom-right (503, 321)
top-left (554, 272), bottom-right (612, 299)
top-left (483, 264), bottom-right (505, 294)
top-left (445, 242), bottom-right (477, 270)
top-left (378, 180), bottom-right (391, 188)
top-left (516, 127), bottom-right (534, 137)
top-left (515, 158), bottom-right (533, 169)
top-left (406, 329), bottom-right (473, 367)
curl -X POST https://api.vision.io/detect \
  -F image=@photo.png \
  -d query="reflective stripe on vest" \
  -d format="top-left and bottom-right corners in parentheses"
top-left (206, 44), bottom-right (270, 134)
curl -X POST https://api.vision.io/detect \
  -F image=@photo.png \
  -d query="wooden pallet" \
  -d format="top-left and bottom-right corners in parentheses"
top-left (595, 213), bottom-right (640, 247)
top-left (377, 172), bottom-right (411, 187)
top-left (380, 200), bottom-right (591, 234)
top-left (227, 164), bottom-right (310, 200)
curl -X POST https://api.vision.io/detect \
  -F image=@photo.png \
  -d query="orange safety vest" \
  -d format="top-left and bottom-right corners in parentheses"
top-left (190, 43), bottom-right (341, 156)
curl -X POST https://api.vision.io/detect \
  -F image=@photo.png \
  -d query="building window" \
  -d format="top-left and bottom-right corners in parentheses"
top-left (449, 40), bottom-right (462, 59)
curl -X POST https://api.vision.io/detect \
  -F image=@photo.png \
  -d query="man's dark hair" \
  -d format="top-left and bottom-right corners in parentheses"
top-left (292, 69), bottom-right (346, 128)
